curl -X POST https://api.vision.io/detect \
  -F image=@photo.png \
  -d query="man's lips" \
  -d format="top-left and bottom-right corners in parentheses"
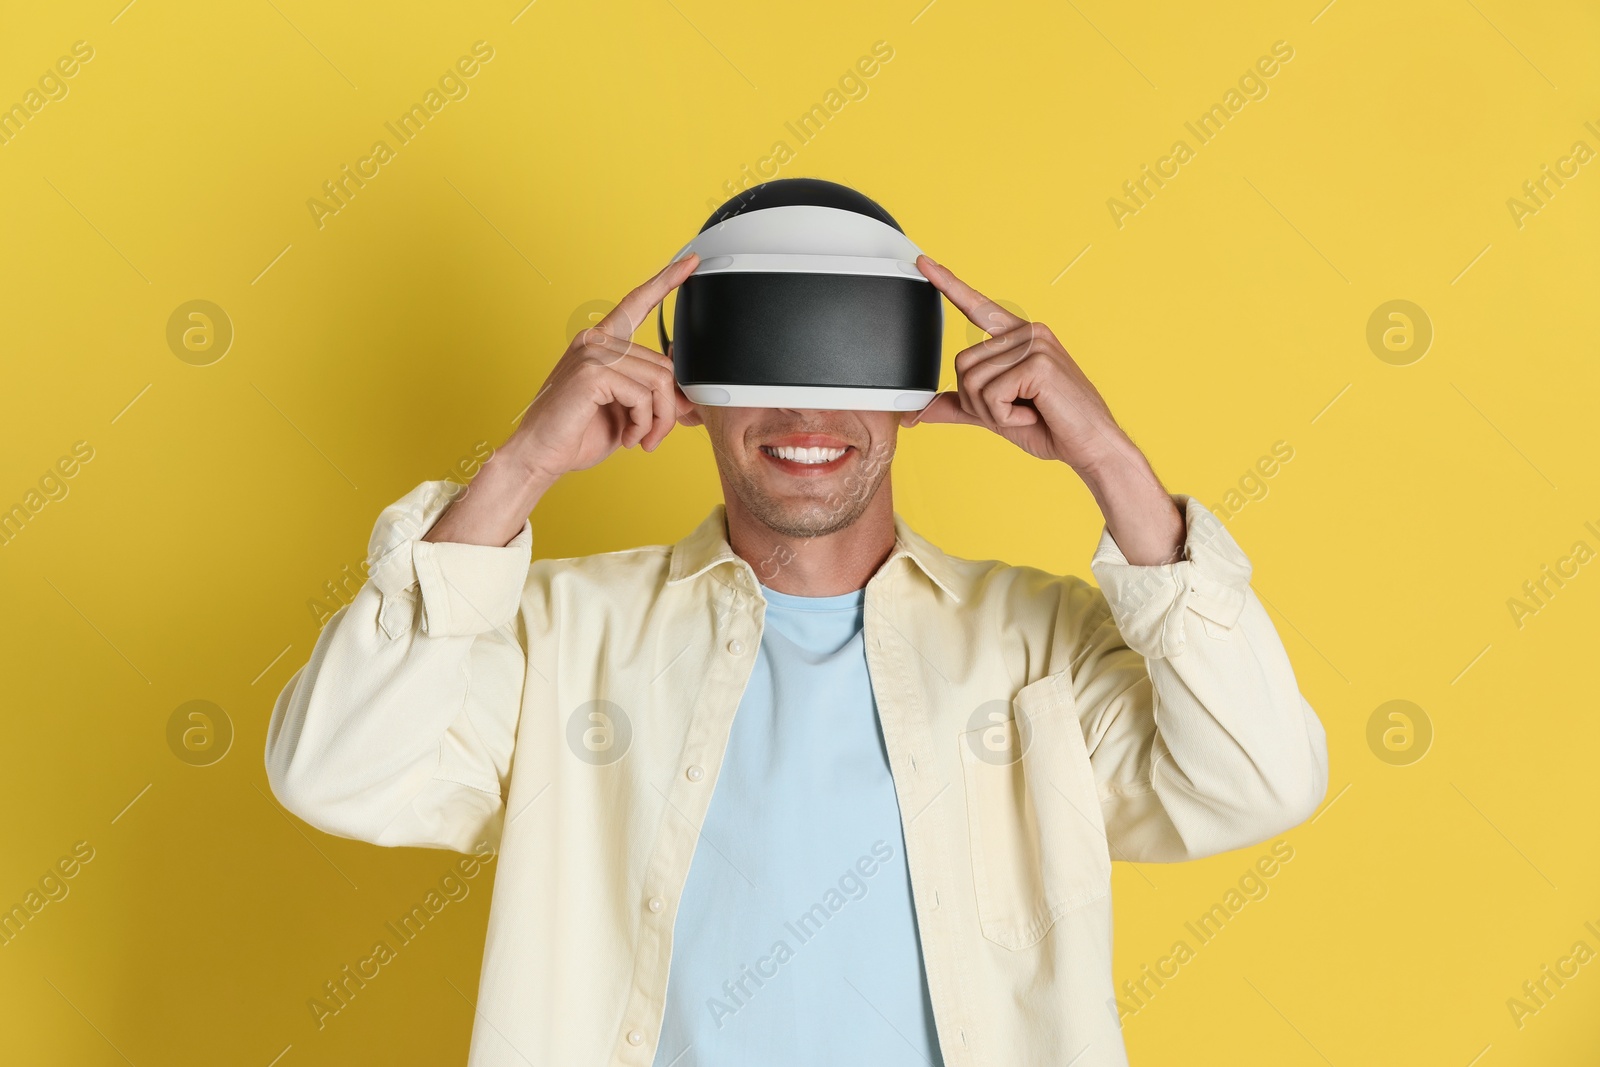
top-left (761, 433), bottom-right (852, 449)
top-left (758, 441), bottom-right (857, 476)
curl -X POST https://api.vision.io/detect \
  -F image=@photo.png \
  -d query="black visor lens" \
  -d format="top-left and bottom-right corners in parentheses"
top-left (672, 272), bottom-right (942, 391)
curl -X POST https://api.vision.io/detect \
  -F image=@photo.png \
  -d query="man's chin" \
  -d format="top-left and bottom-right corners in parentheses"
top-left (742, 491), bottom-right (864, 541)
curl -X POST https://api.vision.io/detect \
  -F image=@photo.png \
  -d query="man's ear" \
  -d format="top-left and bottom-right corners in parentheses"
top-left (673, 383), bottom-right (704, 427)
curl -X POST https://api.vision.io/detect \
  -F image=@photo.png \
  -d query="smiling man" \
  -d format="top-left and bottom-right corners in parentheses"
top-left (265, 186), bottom-right (1328, 1067)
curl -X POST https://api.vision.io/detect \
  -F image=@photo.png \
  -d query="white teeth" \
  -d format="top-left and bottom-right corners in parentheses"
top-left (764, 445), bottom-right (847, 465)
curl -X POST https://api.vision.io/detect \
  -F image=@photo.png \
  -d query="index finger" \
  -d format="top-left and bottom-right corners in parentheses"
top-left (595, 251), bottom-right (700, 342)
top-left (915, 254), bottom-right (1027, 337)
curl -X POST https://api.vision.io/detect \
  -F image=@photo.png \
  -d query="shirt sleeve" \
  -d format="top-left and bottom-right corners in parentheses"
top-left (1071, 492), bottom-right (1329, 862)
top-left (263, 479), bottom-right (532, 854)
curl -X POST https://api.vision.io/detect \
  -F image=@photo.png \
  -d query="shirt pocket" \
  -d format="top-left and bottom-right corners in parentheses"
top-left (958, 671), bottom-right (1112, 951)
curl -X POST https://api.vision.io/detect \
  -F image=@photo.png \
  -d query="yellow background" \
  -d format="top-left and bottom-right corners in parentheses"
top-left (2, 0), bottom-right (1597, 1063)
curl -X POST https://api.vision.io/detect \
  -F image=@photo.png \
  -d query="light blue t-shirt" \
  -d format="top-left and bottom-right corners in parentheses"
top-left (652, 584), bottom-right (944, 1067)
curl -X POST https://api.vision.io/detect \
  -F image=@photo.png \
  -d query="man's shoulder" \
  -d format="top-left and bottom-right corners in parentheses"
top-left (528, 542), bottom-right (675, 584)
top-left (960, 554), bottom-right (1100, 605)
top-left (899, 538), bottom-right (1113, 669)
top-left (898, 530), bottom-right (1102, 615)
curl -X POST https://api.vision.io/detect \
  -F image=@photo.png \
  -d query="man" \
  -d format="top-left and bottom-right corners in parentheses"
top-left (266, 238), bottom-right (1329, 1067)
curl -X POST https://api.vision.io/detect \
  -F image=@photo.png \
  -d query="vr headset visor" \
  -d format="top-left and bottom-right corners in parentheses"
top-left (658, 179), bottom-right (943, 411)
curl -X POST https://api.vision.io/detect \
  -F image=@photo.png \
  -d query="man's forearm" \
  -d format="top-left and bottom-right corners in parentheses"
top-left (423, 444), bottom-right (556, 548)
top-left (1076, 440), bottom-right (1186, 566)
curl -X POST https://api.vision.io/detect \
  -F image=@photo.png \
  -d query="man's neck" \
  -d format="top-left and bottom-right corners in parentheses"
top-left (722, 486), bottom-right (898, 597)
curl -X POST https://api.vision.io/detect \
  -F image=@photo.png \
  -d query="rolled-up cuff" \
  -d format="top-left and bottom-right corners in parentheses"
top-left (1087, 493), bottom-right (1253, 660)
top-left (365, 480), bottom-right (533, 639)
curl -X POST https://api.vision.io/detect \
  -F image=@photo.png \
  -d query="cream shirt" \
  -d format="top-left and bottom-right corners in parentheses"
top-left (265, 478), bottom-right (1329, 1067)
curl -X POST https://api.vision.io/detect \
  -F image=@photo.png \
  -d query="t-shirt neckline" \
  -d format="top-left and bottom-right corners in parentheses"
top-left (759, 584), bottom-right (866, 612)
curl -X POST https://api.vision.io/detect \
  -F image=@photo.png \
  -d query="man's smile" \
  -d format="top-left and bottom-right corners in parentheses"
top-left (757, 433), bottom-right (856, 475)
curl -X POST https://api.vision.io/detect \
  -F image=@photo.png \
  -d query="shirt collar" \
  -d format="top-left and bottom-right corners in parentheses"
top-left (666, 505), bottom-right (963, 604)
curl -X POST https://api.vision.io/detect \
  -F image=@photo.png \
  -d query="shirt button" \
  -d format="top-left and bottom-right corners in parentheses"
top-left (626, 1029), bottom-right (645, 1046)
top-left (686, 764), bottom-right (705, 782)
top-left (648, 896), bottom-right (665, 913)
top-left (727, 638), bottom-right (745, 655)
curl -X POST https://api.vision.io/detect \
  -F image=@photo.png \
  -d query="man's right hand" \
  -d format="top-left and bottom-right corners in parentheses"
top-left (422, 251), bottom-right (699, 548)
top-left (509, 251), bottom-right (700, 482)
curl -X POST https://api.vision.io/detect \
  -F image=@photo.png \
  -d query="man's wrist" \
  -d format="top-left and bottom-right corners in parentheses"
top-left (1071, 433), bottom-right (1153, 503)
top-left (423, 448), bottom-right (554, 547)
top-left (1074, 446), bottom-right (1186, 566)
top-left (494, 431), bottom-right (566, 493)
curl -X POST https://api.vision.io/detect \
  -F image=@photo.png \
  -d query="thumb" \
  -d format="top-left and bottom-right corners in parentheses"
top-left (903, 391), bottom-right (982, 427)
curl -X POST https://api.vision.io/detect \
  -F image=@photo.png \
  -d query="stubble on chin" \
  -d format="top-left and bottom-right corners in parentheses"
top-left (739, 482), bottom-right (878, 539)
top-left (718, 447), bottom-right (893, 541)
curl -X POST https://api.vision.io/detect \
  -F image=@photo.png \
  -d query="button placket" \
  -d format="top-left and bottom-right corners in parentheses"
top-left (865, 581), bottom-right (967, 1065)
top-left (618, 575), bottom-right (764, 1067)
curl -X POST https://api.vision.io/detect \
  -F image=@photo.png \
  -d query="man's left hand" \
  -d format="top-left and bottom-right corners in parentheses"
top-left (906, 254), bottom-right (1187, 565)
top-left (905, 254), bottom-right (1139, 477)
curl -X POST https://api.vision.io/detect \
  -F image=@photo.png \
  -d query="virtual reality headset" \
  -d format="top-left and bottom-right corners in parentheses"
top-left (657, 178), bottom-right (943, 411)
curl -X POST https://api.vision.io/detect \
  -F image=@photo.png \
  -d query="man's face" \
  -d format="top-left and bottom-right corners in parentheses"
top-left (693, 406), bottom-right (901, 539)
